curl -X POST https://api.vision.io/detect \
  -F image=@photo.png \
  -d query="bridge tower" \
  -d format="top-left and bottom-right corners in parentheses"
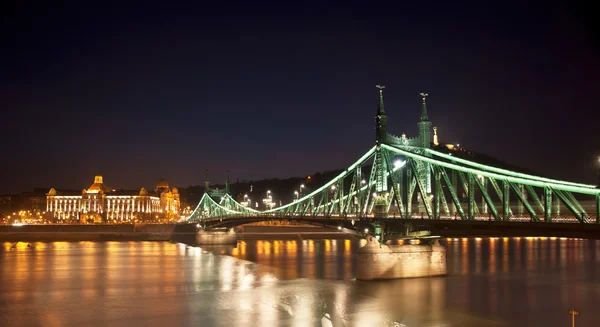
top-left (204, 169), bottom-right (210, 193)
top-left (375, 85), bottom-right (387, 144)
top-left (225, 170), bottom-right (230, 195)
top-left (418, 93), bottom-right (432, 148)
top-left (415, 93), bottom-right (433, 215)
top-left (374, 85), bottom-right (389, 218)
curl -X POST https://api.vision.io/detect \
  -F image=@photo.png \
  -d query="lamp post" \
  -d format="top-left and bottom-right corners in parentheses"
top-left (568, 309), bottom-right (579, 327)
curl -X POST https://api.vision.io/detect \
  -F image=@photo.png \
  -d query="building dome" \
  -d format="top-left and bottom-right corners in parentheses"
top-left (139, 187), bottom-right (148, 196)
top-left (87, 175), bottom-right (110, 194)
top-left (48, 188), bottom-right (57, 196)
top-left (156, 178), bottom-right (169, 189)
top-left (171, 187), bottom-right (178, 194)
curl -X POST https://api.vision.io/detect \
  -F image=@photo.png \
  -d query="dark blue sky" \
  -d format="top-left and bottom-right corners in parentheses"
top-left (2, 0), bottom-right (599, 193)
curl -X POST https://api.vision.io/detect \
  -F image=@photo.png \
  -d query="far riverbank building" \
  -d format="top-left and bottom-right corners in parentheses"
top-left (46, 176), bottom-right (180, 223)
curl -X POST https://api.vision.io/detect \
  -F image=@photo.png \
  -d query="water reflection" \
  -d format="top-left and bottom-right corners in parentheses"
top-left (209, 239), bottom-right (363, 281)
top-left (0, 238), bottom-right (599, 326)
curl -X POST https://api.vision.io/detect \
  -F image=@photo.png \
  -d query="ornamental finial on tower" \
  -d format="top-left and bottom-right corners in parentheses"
top-left (420, 92), bottom-right (429, 121)
top-left (376, 85), bottom-right (386, 115)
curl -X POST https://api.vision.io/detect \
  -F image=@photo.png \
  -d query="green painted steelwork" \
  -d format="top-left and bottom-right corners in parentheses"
top-left (438, 166), bottom-right (466, 220)
top-left (474, 176), bottom-right (500, 221)
top-left (509, 182), bottom-right (539, 222)
top-left (544, 187), bottom-right (552, 222)
top-left (427, 150), bottom-right (597, 189)
top-left (188, 90), bottom-right (598, 224)
top-left (468, 173), bottom-right (475, 220)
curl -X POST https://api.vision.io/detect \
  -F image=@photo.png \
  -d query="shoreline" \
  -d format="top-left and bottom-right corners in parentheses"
top-left (1, 223), bottom-right (599, 242)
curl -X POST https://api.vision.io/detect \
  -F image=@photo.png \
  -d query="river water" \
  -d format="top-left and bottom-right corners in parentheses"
top-left (1, 237), bottom-right (599, 326)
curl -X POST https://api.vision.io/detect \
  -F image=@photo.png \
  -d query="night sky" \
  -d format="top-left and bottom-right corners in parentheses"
top-left (2, 0), bottom-right (599, 194)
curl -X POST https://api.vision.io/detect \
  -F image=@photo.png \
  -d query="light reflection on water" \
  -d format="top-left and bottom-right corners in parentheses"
top-left (0, 237), bottom-right (598, 326)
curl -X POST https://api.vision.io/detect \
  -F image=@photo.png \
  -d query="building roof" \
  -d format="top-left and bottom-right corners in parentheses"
top-left (86, 175), bottom-right (112, 194)
top-left (156, 178), bottom-right (169, 189)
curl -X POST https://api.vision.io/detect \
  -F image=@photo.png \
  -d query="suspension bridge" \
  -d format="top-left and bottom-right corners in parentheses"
top-left (187, 87), bottom-right (600, 235)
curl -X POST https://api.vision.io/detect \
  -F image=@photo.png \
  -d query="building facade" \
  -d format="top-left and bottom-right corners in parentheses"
top-left (46, 176), bottom-right (180, 223)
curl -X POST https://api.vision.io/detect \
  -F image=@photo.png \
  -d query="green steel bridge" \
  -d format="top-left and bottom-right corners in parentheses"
top-left (187, 88), bottom-right (600, 229)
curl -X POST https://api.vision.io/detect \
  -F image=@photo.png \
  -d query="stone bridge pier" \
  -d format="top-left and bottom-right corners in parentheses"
top-left (356, 235), bottom-right (447, 280)
top-left (196, 228), bottom-right (238, 245)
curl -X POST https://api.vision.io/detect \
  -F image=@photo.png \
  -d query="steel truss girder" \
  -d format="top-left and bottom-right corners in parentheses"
top-left (437, 166), bottom-right (466, 220)
top-left (524, 185), bottom-right (545, 214)
top-left (363, 158), bottom-right (377, 215)
top-left (565, 191), bottom-right (586, 217)
top-left (554, 189), bottom-right (585, 223)
top-left (474, 176), bottom-right (500, 221)
top-left (433, 170), bottom-right (441, 219)
top-left (409, 159), bottom-right (433, 218)
top-left (488, 178), bottom-right (513, 219)
top-left (406, 167), bottom-right (416, 217)
top-left (188, 144), bottom-right (599, 224)
top-left (544, 187), bottom-right (552, 222)
top-left (458, 172), bottom-right (479, 219)
top-left (383, 149), bottom-right (405, 218)
top-left (508, 182), bottom-right (539, 222)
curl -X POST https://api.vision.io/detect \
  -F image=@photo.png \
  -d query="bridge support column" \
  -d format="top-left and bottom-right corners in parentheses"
top-left (481, 178), bottom-right (487, 214)
top-left (468, 174), bottom-right (475, 220)
top-left (407, 168), bottom-right (413, 217)
top-left (451, 170), bottom-right (458, 215)
top-left (517, 185), bottom-right (524, 216)
top-left (502, 180), bottom-right (510, 220)
top-left (433, 170), bottom-right (441, 219)
top-left (544, 187), bottom-right (552, 223)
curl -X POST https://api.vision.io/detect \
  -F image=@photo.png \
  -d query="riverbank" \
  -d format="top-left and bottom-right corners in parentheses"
top-left (2, 221), bottom-right (599, 242)
top-left (0, 224), bottom-right (356, 242)
top-left (0, 224), bottom-right (176, 241)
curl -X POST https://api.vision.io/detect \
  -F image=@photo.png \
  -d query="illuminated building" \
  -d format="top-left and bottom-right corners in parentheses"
top-left (46, 176), bottom-right (180, 223)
